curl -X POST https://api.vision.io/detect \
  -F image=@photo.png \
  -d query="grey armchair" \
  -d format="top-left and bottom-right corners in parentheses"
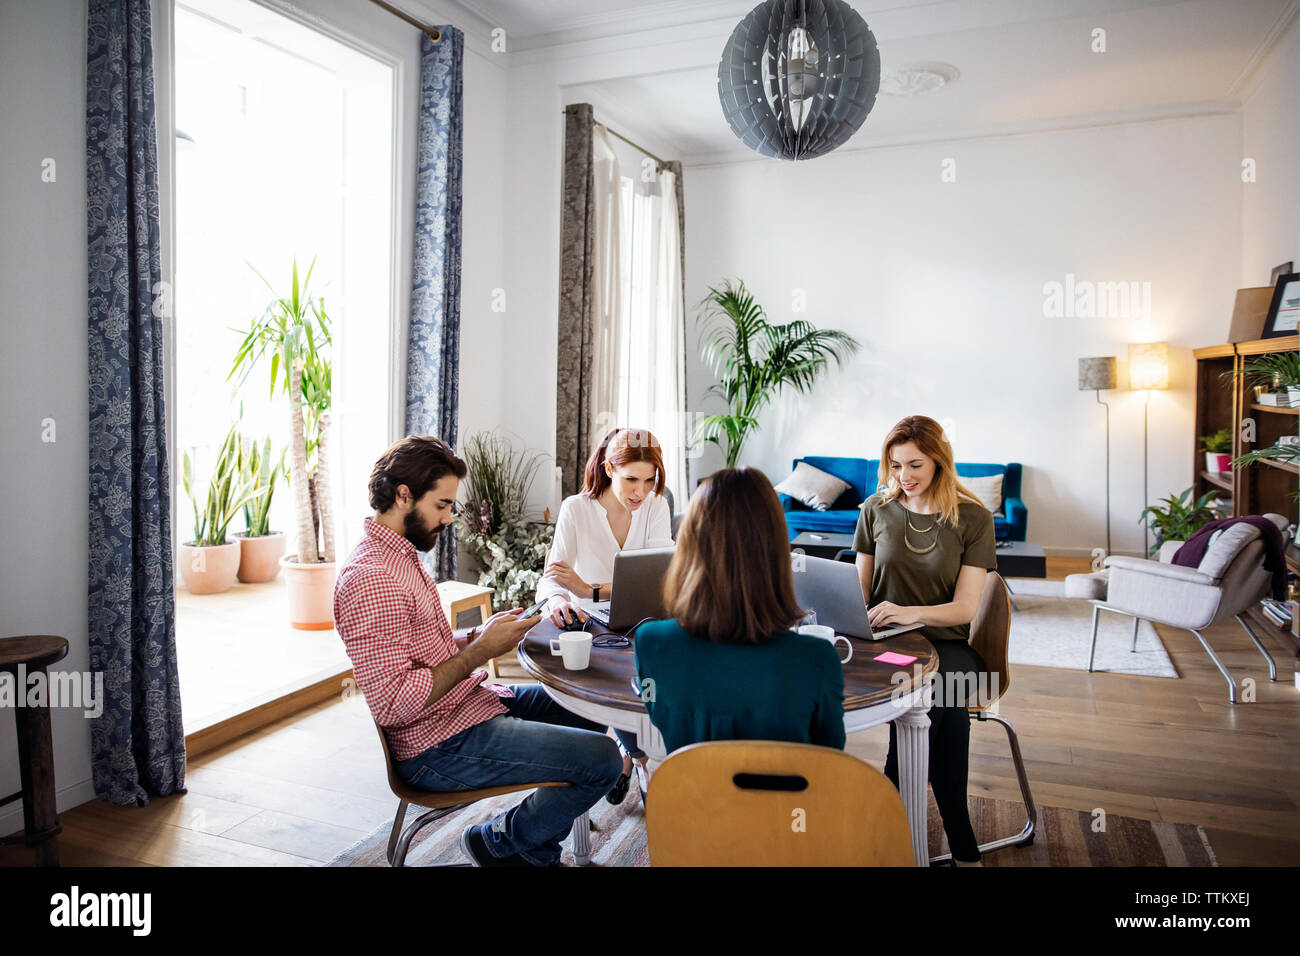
top-left (1088, 514), bottom-right (1288, 703)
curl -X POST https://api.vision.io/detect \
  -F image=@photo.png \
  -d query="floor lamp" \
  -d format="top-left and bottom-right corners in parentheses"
top-left (1079, 357), bottom-right (1117, 556)
top-left (1129, 343), bottom-right (1170, 556)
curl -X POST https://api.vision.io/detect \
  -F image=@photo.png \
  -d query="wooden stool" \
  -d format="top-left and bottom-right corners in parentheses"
top-left (0, 635), bottom-right (70, 866)
top-left (436, 582), bottom-right (501, 677)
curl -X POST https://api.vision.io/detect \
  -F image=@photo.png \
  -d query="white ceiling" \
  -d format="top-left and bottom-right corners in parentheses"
top-left (447, 0), bottom-right (1297, 163)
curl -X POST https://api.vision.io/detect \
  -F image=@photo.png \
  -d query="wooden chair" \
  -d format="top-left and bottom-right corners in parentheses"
top-left (372, 719), bottom-right (580, 866)
top-left (929, 571), bottom-right (1036, 863)
top-left (645, 740), bottom-right (914, 866)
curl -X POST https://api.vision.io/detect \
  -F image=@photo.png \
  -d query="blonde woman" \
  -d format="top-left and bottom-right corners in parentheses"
top-left (853, 415), bottom-right (998, 866)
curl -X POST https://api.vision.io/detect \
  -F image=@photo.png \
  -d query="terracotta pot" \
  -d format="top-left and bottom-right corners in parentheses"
top-left (235, 531), bottom-right (286, 583)
top-left (1204, 452), bottom-right (1231, 473)
top-left (279, 554), bottom-right (337, 630)
top-left (178, 540), bottom-right (242, 594)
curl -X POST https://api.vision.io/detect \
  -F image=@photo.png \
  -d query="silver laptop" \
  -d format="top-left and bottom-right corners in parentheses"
top-left (791, 553), bottom-right (923, 641)
top-left (584, 547), bottom-right (675, 630)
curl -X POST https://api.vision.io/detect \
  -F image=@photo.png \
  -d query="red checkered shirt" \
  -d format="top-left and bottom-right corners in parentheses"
top-left (333, 516), bottom-right (512, 760)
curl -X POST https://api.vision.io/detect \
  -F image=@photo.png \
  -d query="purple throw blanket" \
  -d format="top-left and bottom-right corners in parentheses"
top-left (1171, 517), bottom-right (1288, 600)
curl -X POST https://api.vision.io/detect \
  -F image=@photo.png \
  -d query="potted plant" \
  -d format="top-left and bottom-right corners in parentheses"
top-left (180, 422), bottom-right (268, 594)
top-left (228, 257), bottom-right (337, 629)
top-left (234, 434), bottom-right (288, 583)
top-left (1200, 428), bottom-right (1233, 474)
top-left (1138, 488), bottom-right (1219, 557)
top-left (1224, 351), bottom-right (1300, 407)
top-left (692, 279), bottom-right (860, 469)
top-left (453, 431), bottom-right (555, 609)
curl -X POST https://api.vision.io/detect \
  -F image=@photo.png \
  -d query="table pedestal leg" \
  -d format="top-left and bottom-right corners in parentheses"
top-left (571, 810), bottom-right (591, 866)
top-left (896, 703), bottom-right (931, 867)
top-left (15, 670), bottom-right (60, 866)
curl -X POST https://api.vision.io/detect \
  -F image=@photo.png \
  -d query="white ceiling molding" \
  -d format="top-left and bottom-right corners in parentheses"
top-left (684, 101), bottom-right (1239, 169)
top-left (1229, 0), bottom-right (1298, 100)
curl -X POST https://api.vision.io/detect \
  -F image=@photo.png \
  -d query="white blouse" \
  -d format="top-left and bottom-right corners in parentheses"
top-left (536, 492), bottom-right (675, 606)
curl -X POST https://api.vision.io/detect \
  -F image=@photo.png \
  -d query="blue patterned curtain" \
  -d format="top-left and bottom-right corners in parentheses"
top-left (86, 0), bottom-right (186, 805)
top-left (404, 26), bottom-right (464, 582)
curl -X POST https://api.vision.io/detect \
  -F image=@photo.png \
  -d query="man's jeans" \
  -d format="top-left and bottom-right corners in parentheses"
top-left (393, 685), bottom-right (623, 865)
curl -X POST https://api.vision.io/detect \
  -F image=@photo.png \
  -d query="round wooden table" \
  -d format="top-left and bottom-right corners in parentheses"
top-left (517, 619), bottom-right (938, 866)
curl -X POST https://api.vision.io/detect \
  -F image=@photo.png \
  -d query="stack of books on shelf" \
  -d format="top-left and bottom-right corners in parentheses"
top-left (1259, 598), bottom-right (1292, 628)
top-left (1211, 497), bottom-right (1233, 518)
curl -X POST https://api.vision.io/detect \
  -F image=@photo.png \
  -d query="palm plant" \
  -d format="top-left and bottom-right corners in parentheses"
top-left (1220, 351), bottom-right (1300, 391)
top-left (693, 279), bottom-right (860, 469)
top-left (226, 257), bottom-right (335, 563)
top-left (181, 421), bottom-right (268, 548)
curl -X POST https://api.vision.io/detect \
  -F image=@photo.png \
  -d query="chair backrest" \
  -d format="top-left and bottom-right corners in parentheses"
top-left (967, 571), bottom-right (1011, 709)
top-left (645, 740), bottom-right (913, 866)
top-left (373, 718), bottom-right (422, 801)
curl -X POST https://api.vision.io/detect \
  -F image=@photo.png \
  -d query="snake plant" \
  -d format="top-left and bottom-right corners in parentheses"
top-left (182, 421), bottom-right (268, 547)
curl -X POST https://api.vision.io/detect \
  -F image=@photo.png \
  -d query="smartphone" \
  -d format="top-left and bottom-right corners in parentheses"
top-left (516, 599), bottom-right (547, 618)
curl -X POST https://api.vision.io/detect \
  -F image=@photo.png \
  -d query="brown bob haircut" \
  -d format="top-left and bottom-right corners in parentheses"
top-left (581, 427), bottom-right (666, 500)
top-left (663, 467), bottom-right (805, 643)
top-left (368, 435), bottom-right (467, 513)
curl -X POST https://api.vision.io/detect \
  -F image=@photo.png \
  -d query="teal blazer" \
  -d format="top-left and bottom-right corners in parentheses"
top-left (633, 619), bottom-right (846, 753)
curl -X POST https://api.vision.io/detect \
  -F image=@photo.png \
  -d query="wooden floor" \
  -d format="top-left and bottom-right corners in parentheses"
top-left (4, 557), bottom-right (1298, 866)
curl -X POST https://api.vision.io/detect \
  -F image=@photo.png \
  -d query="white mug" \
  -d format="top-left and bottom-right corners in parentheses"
top-left (550, 632), bottom-right (593, 670)
top-left (798, 624), bottom-right (853, 663)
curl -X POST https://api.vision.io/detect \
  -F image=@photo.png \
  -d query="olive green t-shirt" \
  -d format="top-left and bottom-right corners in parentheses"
top-left (851, 493), bottom-right (998, 642)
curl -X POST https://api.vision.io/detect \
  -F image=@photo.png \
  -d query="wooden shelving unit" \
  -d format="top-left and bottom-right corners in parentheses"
top-left (1193, 334), bottom-right (1300, 579)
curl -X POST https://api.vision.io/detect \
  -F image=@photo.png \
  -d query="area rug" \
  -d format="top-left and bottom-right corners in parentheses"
top-left (328, 788), bottom-right (1216, 867)
top-left (1003, 579), bottom-right (1178, 678)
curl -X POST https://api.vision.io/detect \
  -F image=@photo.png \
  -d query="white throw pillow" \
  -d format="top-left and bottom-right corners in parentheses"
top-left (962, 474), bottom-right (1003, 513)
top-left (774, 462), bottom-right (852, 511)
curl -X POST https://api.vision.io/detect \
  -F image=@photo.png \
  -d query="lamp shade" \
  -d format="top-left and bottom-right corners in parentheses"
top-left (1078, 356), bottom-right (1117, 390)
top-left (1128, 342), bottom-right (1169, 390)
top-left (717, 0), bottom-right (881, 161)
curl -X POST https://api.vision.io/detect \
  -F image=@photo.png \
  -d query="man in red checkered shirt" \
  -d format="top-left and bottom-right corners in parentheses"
top-left (334, 436), bottom-right (623, 866)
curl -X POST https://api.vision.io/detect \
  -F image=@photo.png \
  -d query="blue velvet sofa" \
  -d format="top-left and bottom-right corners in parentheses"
top-left (778, 456), bottom-right (1027, 542)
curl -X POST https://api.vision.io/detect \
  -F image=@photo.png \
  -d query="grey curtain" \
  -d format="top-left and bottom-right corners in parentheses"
top-left (555, 103), bottom-right (596, 497)
top-left (404, 26), bottom-right (464, 581)
top-left (86, 0), bottom-right (186, 804)
top-left (664, 159), bottom-right (689, 490)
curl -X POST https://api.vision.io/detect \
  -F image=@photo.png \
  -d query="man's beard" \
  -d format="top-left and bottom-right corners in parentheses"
top-left (403, 509), bottom-right (445, 553)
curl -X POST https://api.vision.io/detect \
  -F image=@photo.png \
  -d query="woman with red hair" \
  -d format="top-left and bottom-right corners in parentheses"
top-left (536, 426), bottom-right (674, 803)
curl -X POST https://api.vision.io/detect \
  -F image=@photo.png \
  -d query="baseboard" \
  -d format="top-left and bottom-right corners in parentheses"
top-left (0, 777), bottom-right (96, 843)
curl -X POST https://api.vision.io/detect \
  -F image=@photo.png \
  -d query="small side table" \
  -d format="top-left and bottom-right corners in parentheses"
top-left (0, 634), bottom-right (69, 866)
top-left (436, 582), bottom-right (501, 677)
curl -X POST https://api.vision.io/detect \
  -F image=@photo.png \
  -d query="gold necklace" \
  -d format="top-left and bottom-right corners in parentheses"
top-left (902, 505), bottom-right (938, 554)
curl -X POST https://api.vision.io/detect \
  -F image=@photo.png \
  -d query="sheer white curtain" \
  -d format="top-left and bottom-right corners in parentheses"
top-left (616, 164), bottom-right (687, 502)
top-left (589, 125), bottom-right (623, 438)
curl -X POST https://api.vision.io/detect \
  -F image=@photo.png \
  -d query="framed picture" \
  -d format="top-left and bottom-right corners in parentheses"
top-left (1262, 272), bottom-right (1300, 338)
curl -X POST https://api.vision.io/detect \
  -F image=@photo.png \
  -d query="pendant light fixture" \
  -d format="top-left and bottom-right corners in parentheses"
top-left (717, 0), bottom-right (881, 161)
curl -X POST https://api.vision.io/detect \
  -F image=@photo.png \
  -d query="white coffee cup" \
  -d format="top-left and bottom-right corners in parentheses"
top-left (550, 632), bottom-right (593, 670)
top-left (798, 624), bottom-right (853, 663)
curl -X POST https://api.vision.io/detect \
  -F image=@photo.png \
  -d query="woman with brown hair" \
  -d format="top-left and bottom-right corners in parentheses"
top-left (853, 415), bottom-right (997, 866)
top-left (633, 467), bottom-right (845, 753)
top-left (537, 426), bottom-right (674, 804)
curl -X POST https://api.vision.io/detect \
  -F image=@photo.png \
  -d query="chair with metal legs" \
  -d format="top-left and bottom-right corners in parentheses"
top-left (930, 571), bottom-right (1037, 864)
top-left (1087, 515), bottom-right (1287, 703)
top-left (371, 719), bottom-right (589, 866)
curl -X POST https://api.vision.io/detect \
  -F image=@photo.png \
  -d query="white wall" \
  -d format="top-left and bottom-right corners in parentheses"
top-left (1242, 14), bottom-right (1300, 285)
top-left (685, 114), bottom-right (1244, 556)
top-left (0, 0), bottom-right (96, 836)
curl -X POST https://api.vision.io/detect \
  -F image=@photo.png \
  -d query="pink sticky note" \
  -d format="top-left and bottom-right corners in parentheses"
top-left (874, 651), bottom-right (917, 666)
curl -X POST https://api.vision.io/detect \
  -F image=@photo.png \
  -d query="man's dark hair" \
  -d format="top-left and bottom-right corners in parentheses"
top-left (368, 435), bottom-right (467, 512)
